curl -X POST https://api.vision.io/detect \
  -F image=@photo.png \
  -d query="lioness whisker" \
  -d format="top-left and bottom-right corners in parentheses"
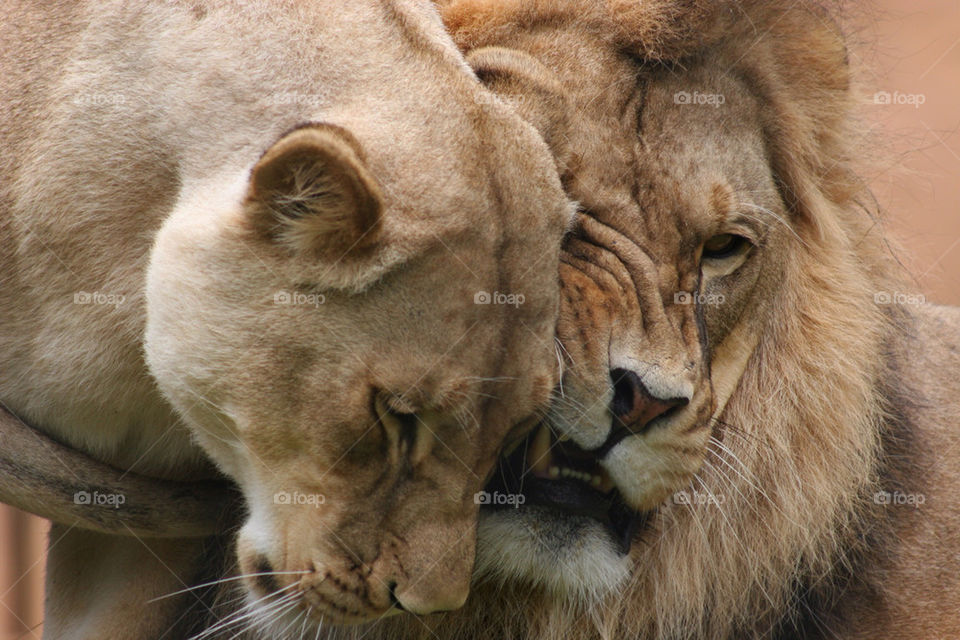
top-left (265, 607), bottom-right (307, 639)
top-left (190, 588), bottom-right (300, 640)
top-left (239, 597), bottom-right (302, 640)
top-left (707, 439), bottom-right (813, 533)
top-left (150, 571), bottom-right (309, 603)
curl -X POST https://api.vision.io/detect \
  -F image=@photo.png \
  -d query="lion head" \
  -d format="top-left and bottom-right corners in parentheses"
top-left (143, 74), bottom-right (573, 625)
top-left (343, 1), bottom-right (911, 638)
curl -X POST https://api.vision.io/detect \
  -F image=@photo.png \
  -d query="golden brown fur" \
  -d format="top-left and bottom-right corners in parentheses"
top-left (0, 1), bottom-right (573, 637)
top-left (8, 2), bottom-right (959, 639)
top-left (166, 1), bottom-right (959, 636)
top-left (327, 1), bottom-right (960, 639)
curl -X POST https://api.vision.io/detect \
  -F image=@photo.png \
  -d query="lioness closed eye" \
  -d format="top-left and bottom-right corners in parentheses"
top-left (0, 0), bottom-right (572, 636)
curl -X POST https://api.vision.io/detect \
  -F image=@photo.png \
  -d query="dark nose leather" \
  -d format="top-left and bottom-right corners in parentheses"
top-left (609, 368), bottom-right (689, 434)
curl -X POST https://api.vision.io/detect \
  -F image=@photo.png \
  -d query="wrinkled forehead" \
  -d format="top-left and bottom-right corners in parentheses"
top-left (569, 62), bottom-right (775, 242)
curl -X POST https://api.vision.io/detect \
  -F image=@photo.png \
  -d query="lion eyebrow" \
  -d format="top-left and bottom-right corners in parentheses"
top-left (735, 202), bottom-right (807, 247)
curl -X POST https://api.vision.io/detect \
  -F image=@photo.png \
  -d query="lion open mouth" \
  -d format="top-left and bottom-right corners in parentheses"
top-left (482, 424), bottom-right (651, 553)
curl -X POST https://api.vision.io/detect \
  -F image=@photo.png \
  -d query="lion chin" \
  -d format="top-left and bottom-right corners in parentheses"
top-left (473, 421), bottom-right (645, 601)
top-left (475, 508), bottom-right (630, 601)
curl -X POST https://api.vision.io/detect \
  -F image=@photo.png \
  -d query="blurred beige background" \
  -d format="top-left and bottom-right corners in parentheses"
top-left (860, 1), bottom-right (960, 306)
top-left (2, 3), bottom-right (958, 638)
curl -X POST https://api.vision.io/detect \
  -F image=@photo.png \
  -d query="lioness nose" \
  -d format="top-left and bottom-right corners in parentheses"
top-left (609, 368), bottom-right (688, 433)
top-left (391, 579), bottom-right (469, 615)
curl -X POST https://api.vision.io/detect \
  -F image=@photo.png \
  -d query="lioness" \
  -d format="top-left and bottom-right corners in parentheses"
top-left (0, 1), bottom-right (572, 637)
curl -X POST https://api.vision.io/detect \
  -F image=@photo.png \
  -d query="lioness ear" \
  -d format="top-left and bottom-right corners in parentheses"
top-left (246, 123), bottom-right (383, 258)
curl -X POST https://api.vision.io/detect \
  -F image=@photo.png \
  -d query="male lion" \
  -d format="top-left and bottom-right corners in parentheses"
top-left (344, 1), bottom-right (959, 639)
top-left (0, 1), bottom-right (573, 637)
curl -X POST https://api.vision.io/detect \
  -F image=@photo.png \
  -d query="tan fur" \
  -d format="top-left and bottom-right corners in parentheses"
top-left (337, 1), bottom-right (960, 639)
top-left (0, 0), bottom-right (574, 636)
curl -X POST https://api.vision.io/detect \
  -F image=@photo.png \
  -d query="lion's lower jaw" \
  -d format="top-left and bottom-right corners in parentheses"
top-left (474, 508), bottom-right (630, 602)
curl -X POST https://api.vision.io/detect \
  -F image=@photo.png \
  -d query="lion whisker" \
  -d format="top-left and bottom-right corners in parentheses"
top-left (701, 450), bottom-right (781, 536)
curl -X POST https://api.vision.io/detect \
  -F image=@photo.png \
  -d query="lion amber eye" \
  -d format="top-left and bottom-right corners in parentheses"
top-left (702, 233), bottom-right (749, 260)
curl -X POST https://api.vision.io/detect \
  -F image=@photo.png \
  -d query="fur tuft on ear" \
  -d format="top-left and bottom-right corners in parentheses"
top-left (246, 123), bottom-right (383, 259)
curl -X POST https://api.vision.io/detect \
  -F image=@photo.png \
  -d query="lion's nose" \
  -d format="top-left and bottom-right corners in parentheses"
top-left (609, 368), bottom-right (688, 434)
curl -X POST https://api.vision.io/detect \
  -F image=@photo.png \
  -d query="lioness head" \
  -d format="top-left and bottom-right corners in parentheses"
top-left (144, 97), bottom-right (572, 621)
top-left (426, 1), bottom-right (901, 637)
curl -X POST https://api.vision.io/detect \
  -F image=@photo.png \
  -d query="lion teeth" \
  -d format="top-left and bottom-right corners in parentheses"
top-left (528, 425), bottom-right (552, 475)
top-left (521, 425), bottom-right (616, 494)
top-left (550, 466), bottom-right (606, 487)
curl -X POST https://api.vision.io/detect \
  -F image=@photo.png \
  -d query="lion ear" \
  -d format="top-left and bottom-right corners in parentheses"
top-left (465, 46), bottom-right (572, 171)
top-left (246, 123), bottom-right (383, 259)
